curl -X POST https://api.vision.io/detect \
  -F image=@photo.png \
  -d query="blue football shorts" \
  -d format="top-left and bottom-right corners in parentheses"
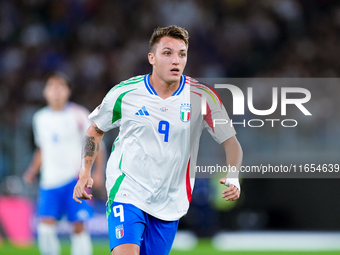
top-left (37, 179), bottom-right (93, 222)
top-left (107, 201), bottom-right (179, 255)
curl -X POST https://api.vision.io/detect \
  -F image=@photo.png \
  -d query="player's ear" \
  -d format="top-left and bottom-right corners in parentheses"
top-left (148, 52), bottom-right (155, 65)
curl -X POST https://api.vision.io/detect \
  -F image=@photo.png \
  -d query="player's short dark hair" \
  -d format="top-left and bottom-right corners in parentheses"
top-left (44, 71), bottom-right (73, 90)
top-left (149, 25), bottom-right (189, 52)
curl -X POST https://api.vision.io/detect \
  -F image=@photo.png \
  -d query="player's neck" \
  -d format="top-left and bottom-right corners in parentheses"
top-left (49, 102), bottom-right (67, 111)
top-left (149, 73), bottom-right (180, 100)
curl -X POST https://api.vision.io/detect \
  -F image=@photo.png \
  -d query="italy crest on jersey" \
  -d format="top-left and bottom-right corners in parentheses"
top-left (180, 103), bottom-right (191, 122)
top-left (115, 224), bottom-right (124, 239)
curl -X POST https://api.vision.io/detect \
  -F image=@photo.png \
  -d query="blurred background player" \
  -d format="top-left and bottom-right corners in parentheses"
top-left (23, 72), bottom-right (106, 255)
top-left (73, 25), bottom-right (243, 255)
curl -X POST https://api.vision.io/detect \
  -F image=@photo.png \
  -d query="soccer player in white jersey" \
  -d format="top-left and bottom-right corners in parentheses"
top-left (73, 25), bottom-right (243, 255)
top-left (24, 72), bottom-right (105, 255)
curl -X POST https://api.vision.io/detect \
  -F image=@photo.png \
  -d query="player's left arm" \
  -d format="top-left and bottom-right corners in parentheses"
top-left (91, 141), bottom-right (106, 189)
top-left (73, 122), bottom-right (105, 203)
top-left (219, 136), bottom-right (243, 201)
top-left (78, 107), bottom-right (106, 189)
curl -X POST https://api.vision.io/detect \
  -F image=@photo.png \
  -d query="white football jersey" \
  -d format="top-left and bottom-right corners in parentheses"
top-left (89, 74), bottom-right (235, 221)
top-left (33, 103), bottom-right (91, 189)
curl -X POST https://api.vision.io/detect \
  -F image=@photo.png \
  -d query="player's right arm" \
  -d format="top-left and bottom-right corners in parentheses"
top-left (23, 147), bottom-right (42, 185)
top-left (73, 122), bottom-right (105, 203)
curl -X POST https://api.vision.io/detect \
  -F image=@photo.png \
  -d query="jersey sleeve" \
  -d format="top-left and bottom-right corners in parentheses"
top-left (202, 85), bottom-right (236, 144)
top-left (32, 112), bottom-right (40, 147)
top-left (88, 85), bottom-right (130, 132)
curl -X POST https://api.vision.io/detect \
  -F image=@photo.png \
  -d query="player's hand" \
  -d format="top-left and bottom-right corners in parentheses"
top-left (23, 169), bottom-right (36, 185)
top-left (219, 177), bottom-right (240, 201)
top-left (73, 174), bottom-right (93, 203)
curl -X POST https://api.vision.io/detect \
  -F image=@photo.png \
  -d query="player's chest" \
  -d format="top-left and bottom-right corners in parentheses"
top-left (37, 112), bottom-right (81, 142)
top-left (121, 94), bottom-right (191, 133)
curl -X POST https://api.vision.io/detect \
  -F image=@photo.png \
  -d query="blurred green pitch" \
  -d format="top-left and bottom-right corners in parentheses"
top-left (1, 239), bottom-right (339, 255)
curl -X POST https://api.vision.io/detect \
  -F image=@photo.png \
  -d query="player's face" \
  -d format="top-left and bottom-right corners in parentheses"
top-left (44, 77), bottom-right (70, 110)
top-left (148, 36), bottom-right (187, 85)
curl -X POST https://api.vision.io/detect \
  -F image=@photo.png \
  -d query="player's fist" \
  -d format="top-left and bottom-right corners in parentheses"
top-left (23, 169), bottom-right (36, 185)
top-left (219, 177), bottom-right (240, 201)
top-left (73, 175), bottom-right (93, 203)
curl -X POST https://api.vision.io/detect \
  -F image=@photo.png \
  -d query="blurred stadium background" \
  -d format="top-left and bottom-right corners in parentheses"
top-left (1, 0), bottom-right (340, 254)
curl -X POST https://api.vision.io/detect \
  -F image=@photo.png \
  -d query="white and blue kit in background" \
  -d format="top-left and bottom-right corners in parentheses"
top-left (33, 102), bottom-right (93, 221)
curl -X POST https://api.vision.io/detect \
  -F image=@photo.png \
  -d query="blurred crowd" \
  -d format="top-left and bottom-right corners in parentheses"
top-left (1, 0), bottom-right (340, 184)
top-left (1, 0), bottom-right (340, 235)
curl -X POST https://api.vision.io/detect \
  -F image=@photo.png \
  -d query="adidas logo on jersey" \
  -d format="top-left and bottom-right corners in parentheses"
top-left (135, 106), bottom-right (149, 116)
